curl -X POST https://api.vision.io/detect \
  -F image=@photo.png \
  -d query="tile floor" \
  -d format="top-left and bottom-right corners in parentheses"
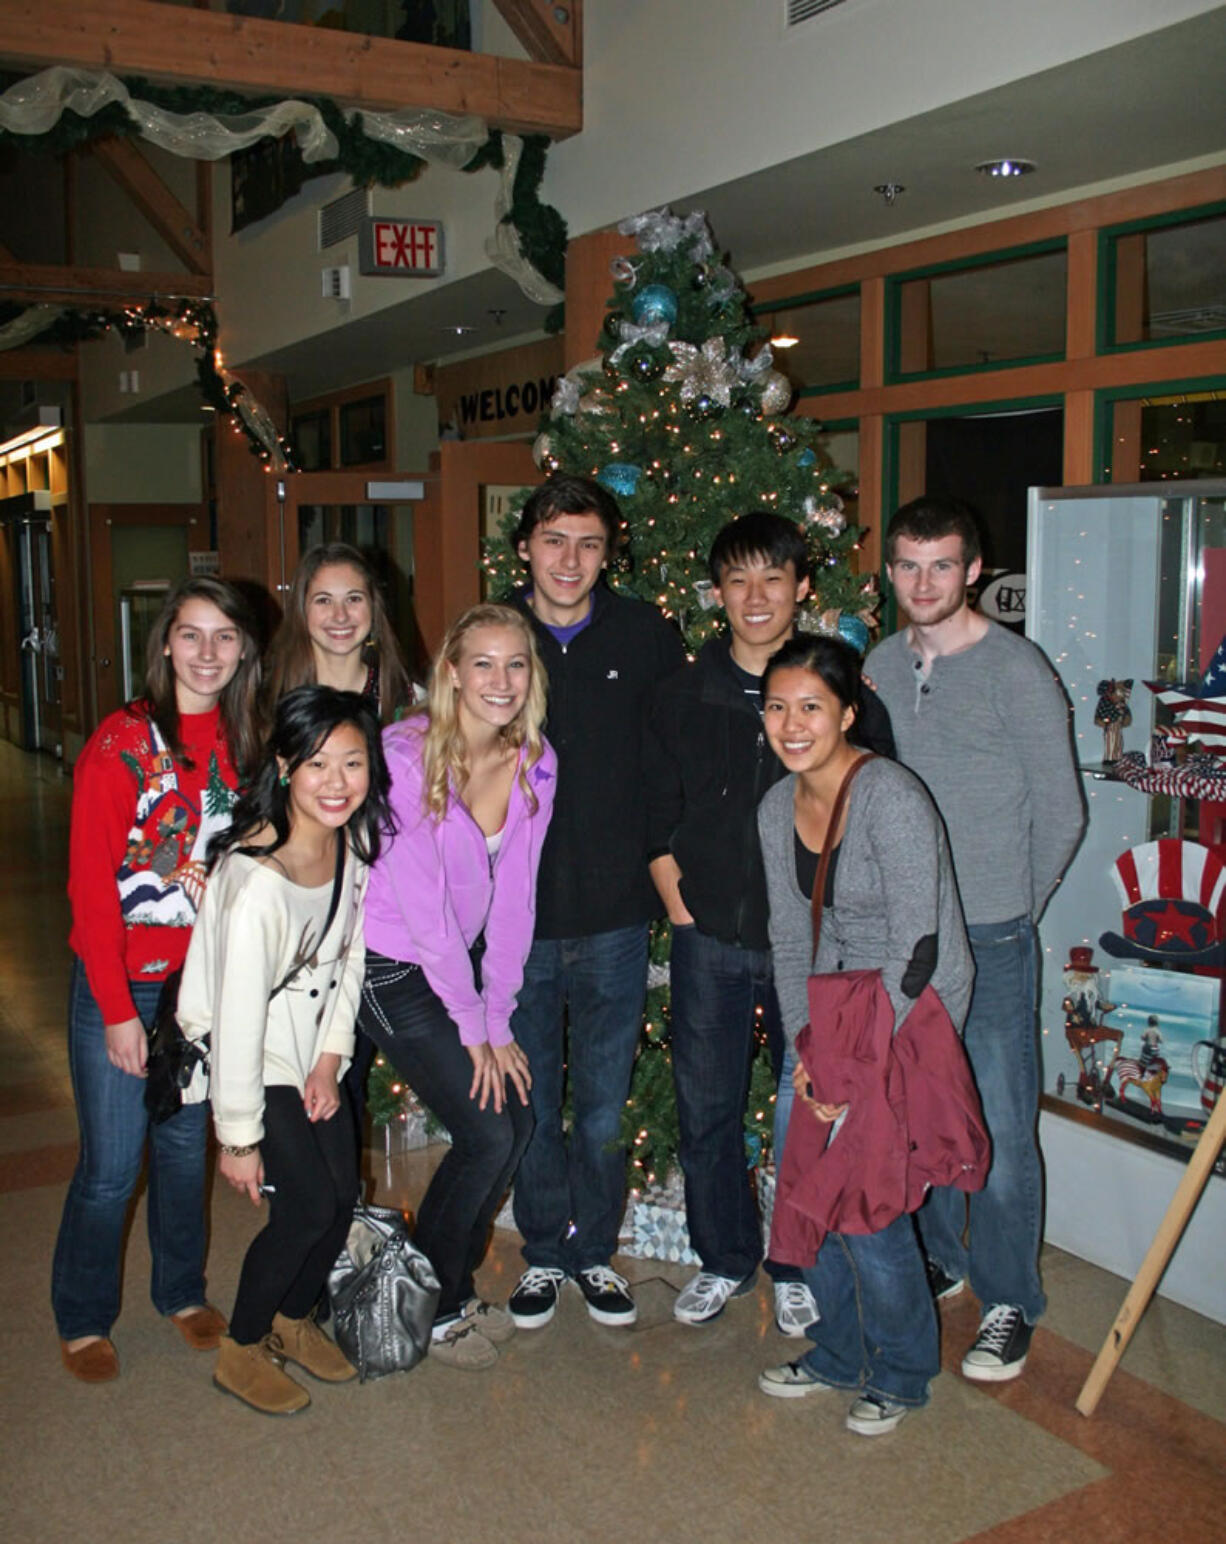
top-left (2, 740), bottom-right (1222, 1544)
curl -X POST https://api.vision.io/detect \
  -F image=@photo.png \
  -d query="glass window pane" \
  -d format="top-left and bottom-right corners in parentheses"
top-left (1106, 391), bottom-right (1226, 483)
top-left (339, 395), bottom-right (387, 466)
top-left (759, 290), bottom-right (859, 392)
top-left (894, 249), bottom-right (1066, 375)
top-left (291, 410), bottom-right (331, 471)
top-left (1111, 211), bottom-right (1226, 345)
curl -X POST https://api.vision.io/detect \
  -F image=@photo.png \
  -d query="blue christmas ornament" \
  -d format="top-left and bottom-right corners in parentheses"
top-left (632, 283), bottom-right (679, 328)
top-left (837, 613), bottom-right (871, 656)
top-left (598, 462), bottom-right (643, 498)
top-left (797, 448), bottom-right (817, 468)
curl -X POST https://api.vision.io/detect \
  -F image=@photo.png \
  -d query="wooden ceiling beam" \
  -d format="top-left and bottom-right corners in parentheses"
top-left (0, 0), bottom-right (583, 138)
top-left (90, 137), bottom-right (210, 275)
top-left (0, 260), bottom-right (212, 307)
top-left (492, 0), bottom-right (582, 67)
top-left (0, 348), bottom-right (78, 380)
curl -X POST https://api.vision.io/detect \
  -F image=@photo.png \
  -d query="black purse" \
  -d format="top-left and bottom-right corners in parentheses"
top-left (144, 969), bottom-right (208, 1125)
top-left (144, 839), bottom-right (348, 1124)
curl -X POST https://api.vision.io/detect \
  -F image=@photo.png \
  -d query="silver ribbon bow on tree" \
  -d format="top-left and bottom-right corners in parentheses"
top-left (619, 207), bottom-right (715, 259)
top-left (608, 318), bottom-right (670, 366)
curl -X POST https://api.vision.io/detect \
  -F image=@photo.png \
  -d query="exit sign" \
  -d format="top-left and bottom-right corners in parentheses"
top-left (358, 217), bottom-right (445, 277)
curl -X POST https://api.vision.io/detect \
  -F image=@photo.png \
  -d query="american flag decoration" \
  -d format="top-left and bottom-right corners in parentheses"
top-left (1099, 837), bottom-right (1226, 965)
top-left (1146, 633), bottom-right (1226, 749)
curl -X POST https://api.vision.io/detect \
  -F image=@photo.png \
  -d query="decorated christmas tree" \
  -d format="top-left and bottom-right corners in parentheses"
top-left (476, 206), bottom-right (878, 1190)
top-left (482, 206), bottom-right (875, 649)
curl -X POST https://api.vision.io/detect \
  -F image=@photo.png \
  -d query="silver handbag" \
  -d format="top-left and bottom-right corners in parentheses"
top-left (327, 1203), bottom-right (440, 1382)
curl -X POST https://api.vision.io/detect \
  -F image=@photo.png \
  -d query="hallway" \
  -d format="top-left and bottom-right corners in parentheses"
top-left (1, 739), bottom-right (1222, 1544)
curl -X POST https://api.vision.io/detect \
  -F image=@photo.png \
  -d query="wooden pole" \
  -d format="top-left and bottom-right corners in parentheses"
top-left (1075, 1091), bottom-right (1226, 1417)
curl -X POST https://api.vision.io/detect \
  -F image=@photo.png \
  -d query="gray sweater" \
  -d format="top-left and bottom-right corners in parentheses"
top-left (865, 621), bottom-right (1084, 926)
top-left (758, 757), bottom-right (973, 1048)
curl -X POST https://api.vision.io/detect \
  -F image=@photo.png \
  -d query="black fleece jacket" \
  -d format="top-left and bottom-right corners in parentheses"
top-left (647, 634), bottom-right (896, 953)
top-left (513, 584), bottom-right (686, 940)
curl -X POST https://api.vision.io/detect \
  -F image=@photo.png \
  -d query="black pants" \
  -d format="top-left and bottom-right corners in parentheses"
top-left (229, 1085), bottom-right (358, 1346)
top-left (359, 950), bottom-right (533, 1320)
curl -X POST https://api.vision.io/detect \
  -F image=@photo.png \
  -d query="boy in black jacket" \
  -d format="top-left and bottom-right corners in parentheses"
top-left (647, 511), bottom-right (892, 1331)
top-left (506, 475), bottom-right (686, 1332)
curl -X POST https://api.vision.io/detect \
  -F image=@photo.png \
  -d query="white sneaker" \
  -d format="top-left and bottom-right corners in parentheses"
top-left (774, 1280), bottom-right (819, 1337)
top-left (673, 1269), bottom-right (753, 1325)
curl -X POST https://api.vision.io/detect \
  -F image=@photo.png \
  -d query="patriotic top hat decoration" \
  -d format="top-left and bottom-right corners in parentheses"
top-left (1099, 838), bottom-right (1226, 965)
top-left (1146, 633), bottom-right (1226, 749)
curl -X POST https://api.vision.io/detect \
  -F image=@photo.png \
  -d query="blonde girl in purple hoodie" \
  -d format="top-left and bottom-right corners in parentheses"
top-left (359, 604), bottom-right (556, 1370)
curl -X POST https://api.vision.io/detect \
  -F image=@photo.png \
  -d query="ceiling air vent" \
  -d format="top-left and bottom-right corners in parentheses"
top-left (319, 187), bottom-right (371, 250)
top-left (787, 0), bottom-right (852, 23)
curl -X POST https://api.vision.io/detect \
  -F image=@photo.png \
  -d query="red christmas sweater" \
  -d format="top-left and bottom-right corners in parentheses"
top-left (68, 702), bottom-right (239, 1025)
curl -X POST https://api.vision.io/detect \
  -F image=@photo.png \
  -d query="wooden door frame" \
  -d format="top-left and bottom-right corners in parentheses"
top-left (88, 501), bottom-right (207, 721)
top-left (414, 440), bottom-right (539, 653)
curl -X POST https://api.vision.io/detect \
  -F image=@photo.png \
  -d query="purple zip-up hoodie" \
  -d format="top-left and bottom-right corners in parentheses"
top-left (364, 720), bottom-right (557, 1047)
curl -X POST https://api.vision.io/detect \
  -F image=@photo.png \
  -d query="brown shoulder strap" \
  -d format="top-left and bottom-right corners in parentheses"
top-left (810, 753), bottom-right (875, 953)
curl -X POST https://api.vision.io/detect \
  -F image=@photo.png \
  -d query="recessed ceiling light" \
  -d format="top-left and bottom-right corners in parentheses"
top-left (770, 332), bottom-right (800, 349)
top-left (441, 324), bottom-right (476, 336)
top-left (976, 158), bottom-right (1036, 178)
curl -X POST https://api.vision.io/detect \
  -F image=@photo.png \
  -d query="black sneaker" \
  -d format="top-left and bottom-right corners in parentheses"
top-left (575, 1265), bottom-right (637, 1327)
top-left (507, 1266), bottom-right (568, 1328)
top-left (925, 1257), bottom-right (965, 1303)
top-left (961, 1305), bottom-right (1033, 1382)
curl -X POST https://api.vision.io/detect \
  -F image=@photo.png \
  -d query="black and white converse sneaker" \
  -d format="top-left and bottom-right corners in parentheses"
top-left (961, 1305), bottom-right (1033, 1382)
top-left (507, 1266), bottom-right (568, 1328)
top-left (575, 1265), bottom-right (637, 1326)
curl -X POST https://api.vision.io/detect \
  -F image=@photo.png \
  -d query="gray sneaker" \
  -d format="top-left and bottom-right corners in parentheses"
top-left (758, 1360), bottom-right (833, 1399)
top-left (846, 1394), bottom-right (908, 1435)
top-left (429, 1318), bottom-right (498, 1370)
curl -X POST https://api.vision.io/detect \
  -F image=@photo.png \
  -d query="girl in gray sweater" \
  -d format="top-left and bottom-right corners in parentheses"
top-left (755, 635), bottom-right (973, 1437)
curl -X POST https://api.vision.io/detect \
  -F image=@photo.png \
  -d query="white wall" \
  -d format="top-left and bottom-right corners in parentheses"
top-left (82, 423), bottom-right (203, 503)
top-left (1041, 1111), bottom-right (1226, 1322)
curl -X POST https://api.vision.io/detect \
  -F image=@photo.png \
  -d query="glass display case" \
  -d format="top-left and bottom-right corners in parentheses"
top-left (1027, 481), bottom-right (1226, 1170)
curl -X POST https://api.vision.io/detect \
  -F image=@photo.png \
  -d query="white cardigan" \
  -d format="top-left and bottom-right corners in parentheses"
top-left (178, 844), bottom-right (368, 1147)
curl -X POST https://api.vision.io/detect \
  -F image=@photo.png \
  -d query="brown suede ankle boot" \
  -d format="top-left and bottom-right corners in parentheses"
top-left (213, 1335), bottom-right (310, 1415)
top-left (269, 1313), bottom-right (357, 1383)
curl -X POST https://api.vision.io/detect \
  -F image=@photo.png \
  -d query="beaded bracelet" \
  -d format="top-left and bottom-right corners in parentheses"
top-left (219, 1142), bottom-right (257, 1157)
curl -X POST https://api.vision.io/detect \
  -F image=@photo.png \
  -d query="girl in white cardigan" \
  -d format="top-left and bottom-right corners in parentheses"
top-left (179, 686), bottom-right (393, 1416)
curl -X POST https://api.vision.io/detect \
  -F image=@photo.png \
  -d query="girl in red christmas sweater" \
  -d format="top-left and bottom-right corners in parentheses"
top-left (53, 576), bottom-right (261, 1383)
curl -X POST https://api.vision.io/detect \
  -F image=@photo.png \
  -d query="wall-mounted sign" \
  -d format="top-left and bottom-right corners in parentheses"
top-left (358, 217), bottom-right (445, 278)
top-left (435, 336), bottom-right (565, 441)
top-left (189, 551), bottom-right (221, 576)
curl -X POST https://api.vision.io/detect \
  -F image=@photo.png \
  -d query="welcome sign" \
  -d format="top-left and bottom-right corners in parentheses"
top-left (434, 336), bottom-right (565, 441)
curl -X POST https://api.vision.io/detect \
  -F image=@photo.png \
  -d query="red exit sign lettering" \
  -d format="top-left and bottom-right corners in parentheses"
top-left (358, 217), bottom-right (445, 278)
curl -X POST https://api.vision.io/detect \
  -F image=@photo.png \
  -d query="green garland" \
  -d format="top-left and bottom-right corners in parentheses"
top-left (7, 297), bottom-right (300, 470)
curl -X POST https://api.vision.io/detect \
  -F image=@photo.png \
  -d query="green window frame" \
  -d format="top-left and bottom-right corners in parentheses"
top-left (1096, 199), bottom-right (1226, 356)
top-left (885, 240), bottom-right (1068, 384)
top-left (1092, 375), bottom-right (1226, 484)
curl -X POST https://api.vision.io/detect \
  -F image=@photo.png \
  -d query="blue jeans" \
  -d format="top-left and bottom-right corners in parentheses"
top-left (799, 1212), bottom-right (939, 1406)
top-left (52, 961), bottom-right (210, 1339)
top-left (917, 916), bottom-right (1046, 1323)
top-left (510, 924), bottom-right (648, 1272)
top-left (670, 925), bottom-right (774, 1280)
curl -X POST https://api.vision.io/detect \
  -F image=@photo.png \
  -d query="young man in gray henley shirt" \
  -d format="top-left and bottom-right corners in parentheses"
top-left (865, 495), bottom-right (1084, 1383)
